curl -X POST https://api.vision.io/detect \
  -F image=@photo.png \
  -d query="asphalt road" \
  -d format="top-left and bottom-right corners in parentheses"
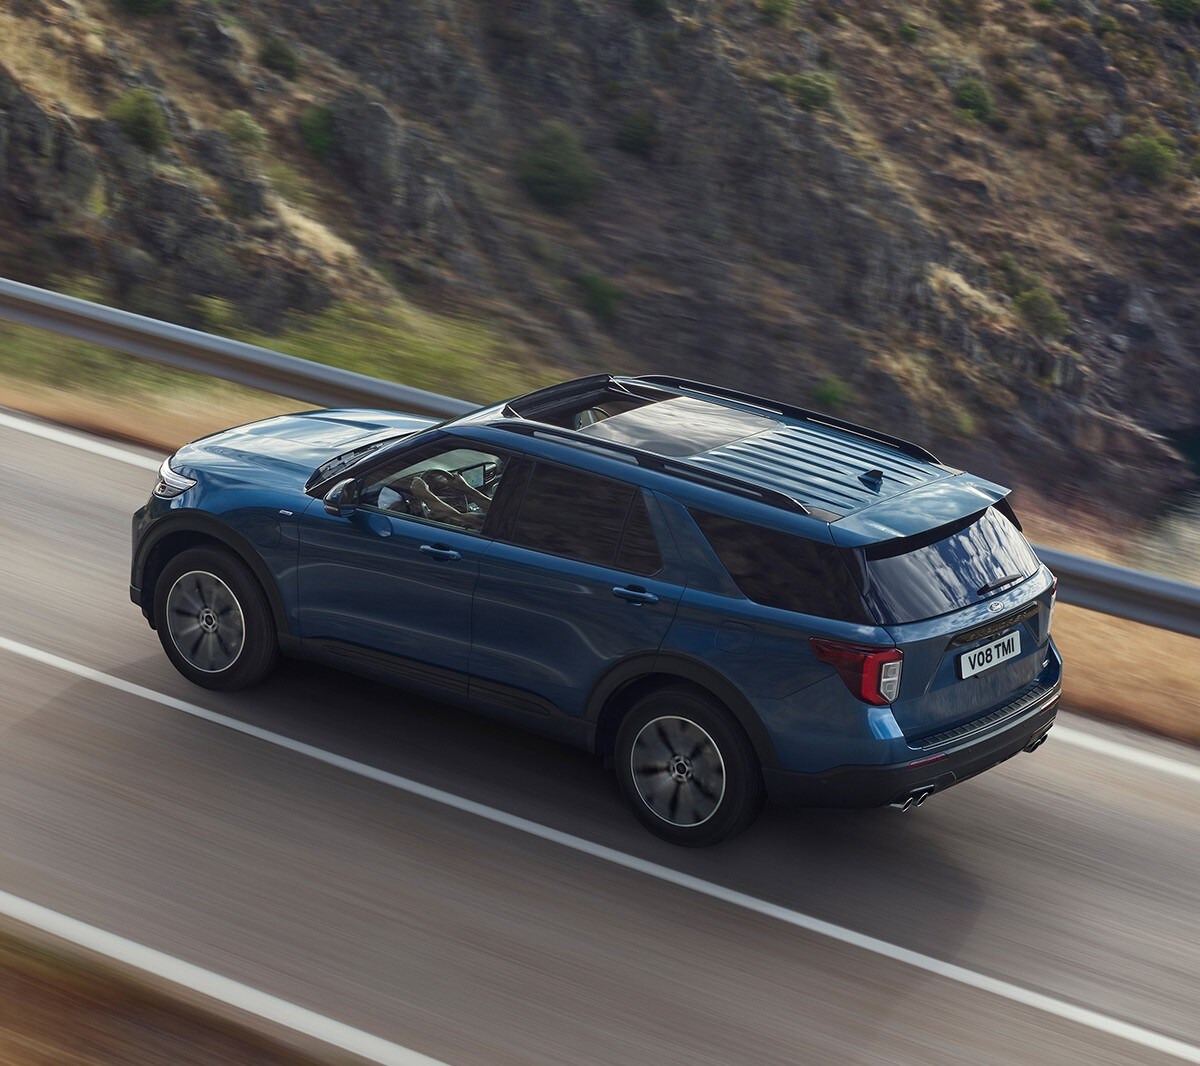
top-left (1, 412), bottom-right (1199, 1065)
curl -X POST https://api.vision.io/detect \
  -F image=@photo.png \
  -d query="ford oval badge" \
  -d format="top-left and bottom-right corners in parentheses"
top-left (988, 601), bottom-right (1004, 613)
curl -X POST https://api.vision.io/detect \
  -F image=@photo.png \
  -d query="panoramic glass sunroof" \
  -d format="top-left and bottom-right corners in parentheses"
top-left (579, 396), bottom-right (778, 457)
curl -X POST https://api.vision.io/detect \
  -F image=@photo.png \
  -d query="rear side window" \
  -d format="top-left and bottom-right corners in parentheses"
top-left (853, 506), bottom-right (1040, 624)
top-left (509, 463), bottom-right (661, 574)
top-left (692, 512), bottom-right (872, 623)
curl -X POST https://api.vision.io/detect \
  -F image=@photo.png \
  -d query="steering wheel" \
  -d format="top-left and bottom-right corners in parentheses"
top-left (420, 469), bottom-right (473, 509)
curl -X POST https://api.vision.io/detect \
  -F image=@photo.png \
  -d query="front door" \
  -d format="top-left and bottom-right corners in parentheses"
top-left (296, 437), bottom-right (513, 696)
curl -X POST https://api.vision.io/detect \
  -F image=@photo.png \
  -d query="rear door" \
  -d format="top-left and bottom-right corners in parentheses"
top-left (469, 461), bottom-right (684, 719)
top-left (849, 506), bottom-right (1055, 739)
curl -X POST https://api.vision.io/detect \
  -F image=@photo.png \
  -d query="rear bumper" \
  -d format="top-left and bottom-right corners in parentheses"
top-left (763, 680), bottom-right (1061, 808)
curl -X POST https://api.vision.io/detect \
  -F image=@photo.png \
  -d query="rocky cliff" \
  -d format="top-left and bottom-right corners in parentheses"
top-left (2, 0), bottom-right (1198, 507)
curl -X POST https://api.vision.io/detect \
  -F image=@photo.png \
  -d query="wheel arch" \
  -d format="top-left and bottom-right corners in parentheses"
top-left (587, 653), bottom-right (780, 769)
top-left (136, 514), bottom-right (290, 636)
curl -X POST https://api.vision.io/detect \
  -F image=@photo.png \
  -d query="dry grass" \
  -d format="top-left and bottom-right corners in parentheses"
top-left (0, 378), bottom-right (308, 455)
top-left (1052, 606), bottom-right (1200, 745)
top-left (0, 929), bottom-right (326, 1066)
top-left (1013, 496), bottom-right (1200, 744)
top-left (0, 10), bottom-right (100, 117)
top-left (273, 199), bottom-right (362, 265)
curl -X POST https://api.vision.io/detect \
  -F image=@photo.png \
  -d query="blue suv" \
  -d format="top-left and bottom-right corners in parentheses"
top-left (131, 375), bottom-right (1061, 845)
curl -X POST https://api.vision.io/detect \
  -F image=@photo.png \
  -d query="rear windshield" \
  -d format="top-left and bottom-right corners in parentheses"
top-left (849, 506), bottom-right (1040, 624)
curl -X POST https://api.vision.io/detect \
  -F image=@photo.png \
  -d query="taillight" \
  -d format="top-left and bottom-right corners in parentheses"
top-left (1048, 571), bottom-right (1058, 633)
top-left (809, 638), bottom-right (903, 706)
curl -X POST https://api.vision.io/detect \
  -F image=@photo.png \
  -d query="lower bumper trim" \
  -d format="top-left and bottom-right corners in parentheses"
top-left (764, 684), bottom-right (1060, 809)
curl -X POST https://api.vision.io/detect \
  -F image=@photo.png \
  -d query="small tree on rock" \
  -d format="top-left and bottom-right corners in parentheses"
top-left (110, 88), bottom-right (172, 152)
top-left (518, 122), bottom-right (599, 212)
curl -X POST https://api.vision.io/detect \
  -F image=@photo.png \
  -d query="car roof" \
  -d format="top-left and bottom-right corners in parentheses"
top-left (580, 394), bottom-right (950, 518)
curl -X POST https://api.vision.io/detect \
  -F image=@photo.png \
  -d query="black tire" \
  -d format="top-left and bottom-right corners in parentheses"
top-left (615, 685), bottom-right (765, 846)
top-left (154, 546), bottom-right (280, 691)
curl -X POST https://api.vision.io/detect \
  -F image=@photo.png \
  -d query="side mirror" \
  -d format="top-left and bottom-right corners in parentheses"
top-left (323, 478), bottom-right (359, 517)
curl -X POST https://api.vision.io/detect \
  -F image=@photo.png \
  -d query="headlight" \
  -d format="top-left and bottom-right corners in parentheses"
top-left (153, 457), bottom-right (197, 499)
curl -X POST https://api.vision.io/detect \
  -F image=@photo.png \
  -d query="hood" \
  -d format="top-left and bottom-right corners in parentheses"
top-left (172, 409), bottom-right (439, 483)
top-left (829, 473), bottom-right (1011, 548)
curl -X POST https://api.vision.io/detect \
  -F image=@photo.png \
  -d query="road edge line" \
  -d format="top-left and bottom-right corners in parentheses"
top-left (0, 886), bottom-right (448, 1066)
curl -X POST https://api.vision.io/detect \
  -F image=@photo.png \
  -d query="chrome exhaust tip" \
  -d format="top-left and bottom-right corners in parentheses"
top-left (890, 794), bottom-right (915, 812)
top-left (914, 788), bottom-right (934, 807)
top-left (1025, 731), bottom-right (1050, 753)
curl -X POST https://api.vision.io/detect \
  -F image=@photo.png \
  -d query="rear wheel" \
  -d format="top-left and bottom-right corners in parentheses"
top-left (615, 686), bottom-right (764, 846)
top-left (154, 547), bottom-right (279, 691)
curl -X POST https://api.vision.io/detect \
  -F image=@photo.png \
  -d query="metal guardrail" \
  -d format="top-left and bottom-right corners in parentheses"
top-left (1, 276), bottom-right (1197, 637)
top-left (0, 277), bottom-right (473, 418)
top-left (1035, 547), bottom-right (1200, 639)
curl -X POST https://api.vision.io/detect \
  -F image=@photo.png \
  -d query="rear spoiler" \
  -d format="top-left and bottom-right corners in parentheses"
top-left (828, 474), bottom-right (1011, 549)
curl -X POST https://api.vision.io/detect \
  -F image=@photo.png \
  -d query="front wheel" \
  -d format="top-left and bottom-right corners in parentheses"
top-left (154, 546), bottom-right (280, 691)
top-left (615, 686), bottom-right (765, 846)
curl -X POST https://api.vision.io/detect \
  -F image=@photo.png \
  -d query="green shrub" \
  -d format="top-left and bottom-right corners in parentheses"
top-left (760, 0), bottom-right (795, 26)
top-left (1159, 0), bottom-right (1200, 21)
top-left (118, 0), bottom-right (170, 13)
top-left (953, 78), bottom-right (994, 122)
top-left (813, 374), bottom-right (848, 410)
top-left (631, 0), bottom-right (667, 15)
top-left (1118, 133), bottom-right (1178, 184)
top-left (1095, 14), bottom-right (1119, 34)
top-left (109, 88), bottom-right (171, 152)
top-left (259, 36), bottom-right (299, 79)
top-left (578, 274), bottom-right (624, 324)
top-left (615, 110), bottom-right (659, 156)
top-left (772, 71), bottom-right (838, 110)
top-left (1030, 0), bottom-right (1056, 11)
top-left (518, 121), bottom-right (599, 212)
top-left (299, 105), bottom-right (335, 161)
top-left (899, 21), bottom-right (921, 42)
top-left (795, 71), bottom-right (836, 110)
top-left (221, 110), bottom-right (267, 154)
top-left (1015, 286), bottom-right (1069, 339)
top-left (995, 253), bottom-right (1032, 297)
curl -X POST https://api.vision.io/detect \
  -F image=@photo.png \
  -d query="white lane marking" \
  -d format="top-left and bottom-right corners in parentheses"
top-left (2, 408), bottom-right (1200, 785)
top-left (0, 410), bottom-right (161, 470)
top-left (0, 887), bottom-right (447, 1066)
top-left (1054, 724), bottom-right (1200, 785)
top-left (2, 635), bottom-right (1198, 1064)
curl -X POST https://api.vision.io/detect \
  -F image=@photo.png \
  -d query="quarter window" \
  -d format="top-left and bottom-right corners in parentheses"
top-left (692, 511), bottom-right (872, 623)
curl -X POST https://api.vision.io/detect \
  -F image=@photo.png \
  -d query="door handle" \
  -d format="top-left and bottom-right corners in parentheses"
top-left (419, 544), bottom-right (462, 561)
top-left (612, 585), bottom-right (658, 605)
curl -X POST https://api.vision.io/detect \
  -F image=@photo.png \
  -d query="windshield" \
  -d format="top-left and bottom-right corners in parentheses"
top-left (305, 438), bottom-right (395, 490)
top-left (849, 506), bottom-right (1040, 625)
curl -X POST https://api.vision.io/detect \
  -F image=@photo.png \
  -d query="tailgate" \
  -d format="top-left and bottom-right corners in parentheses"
top-left (884, 570), bottom-right (1056, 740)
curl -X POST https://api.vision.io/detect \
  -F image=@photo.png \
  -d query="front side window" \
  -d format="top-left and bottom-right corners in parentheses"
top-left (507, 463), bottom-right (661, 573)
top-left (852, 506), bottom-right (1040, 624)
top-left (360, 441), bottom-right (509, 534)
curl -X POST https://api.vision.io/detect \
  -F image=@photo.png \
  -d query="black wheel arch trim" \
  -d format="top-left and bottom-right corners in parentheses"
top-left (584, 651), bottom-right (781, 769)
top-left (134, 511), bottom-right (291, 636)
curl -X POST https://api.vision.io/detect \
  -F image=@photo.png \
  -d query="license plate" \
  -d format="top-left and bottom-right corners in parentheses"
top-left (959, 629), bottom-right (1021, 679)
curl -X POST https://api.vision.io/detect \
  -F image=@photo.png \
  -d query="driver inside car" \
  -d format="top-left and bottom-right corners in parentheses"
top-left (377, 469), bottom-right (495, 530)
